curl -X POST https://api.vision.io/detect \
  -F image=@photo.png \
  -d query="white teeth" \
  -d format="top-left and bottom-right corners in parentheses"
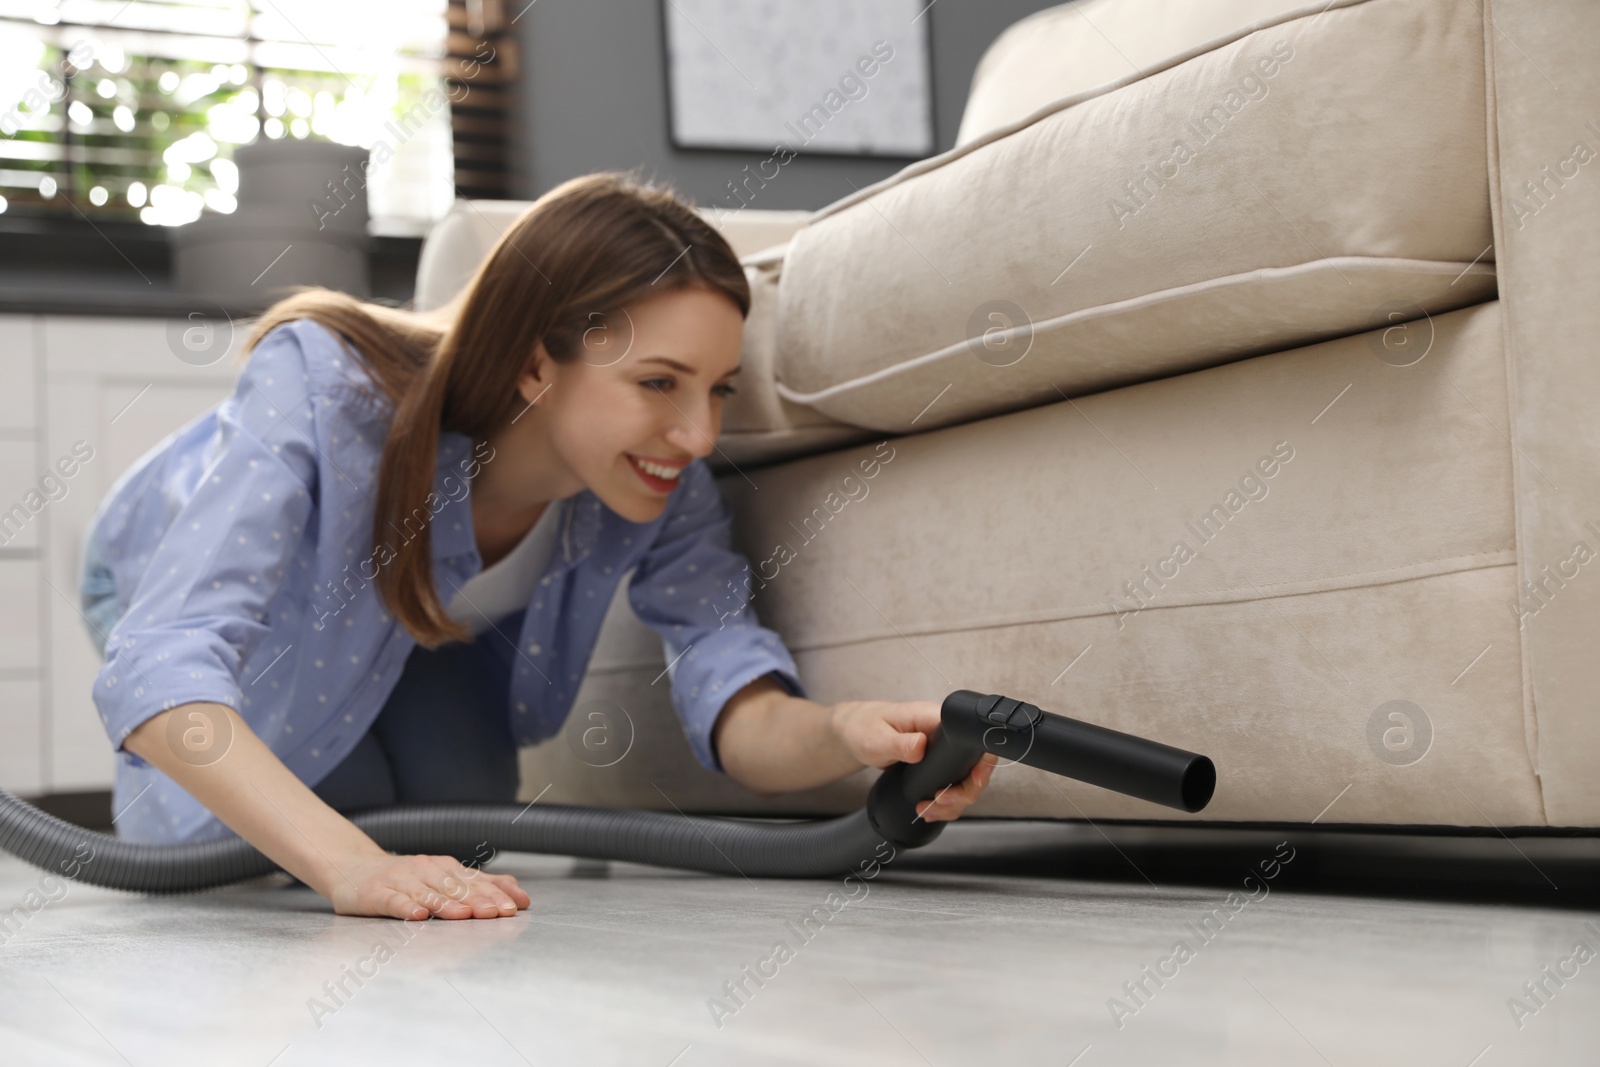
top-left (633, 456), bottom-right (682, 480)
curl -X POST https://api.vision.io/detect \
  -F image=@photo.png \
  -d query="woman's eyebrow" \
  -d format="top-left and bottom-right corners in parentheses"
top-left (637, 355), bottom-right (741, 377)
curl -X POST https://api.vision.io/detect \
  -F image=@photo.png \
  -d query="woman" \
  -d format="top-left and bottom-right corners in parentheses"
top-left (79, 171), bottom-right (997, 921)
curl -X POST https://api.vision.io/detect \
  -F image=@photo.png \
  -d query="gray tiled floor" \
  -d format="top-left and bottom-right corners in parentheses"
top-left (2, 820), bottom-right (1597, 1066)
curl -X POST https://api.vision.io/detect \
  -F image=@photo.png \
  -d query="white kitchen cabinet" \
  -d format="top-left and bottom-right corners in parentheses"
top-left (0, 313), bottom-right (43, 795)
top-left (0, 314), bottom-right (38, 433)
top-left (0, 440), bottom-right (42, 551)
top-left (0, 314), bottom-right (246, 795)
top-left (0, 679), bottom-right (43, 795)
top-left (0, 560), bottom-right (42, 674)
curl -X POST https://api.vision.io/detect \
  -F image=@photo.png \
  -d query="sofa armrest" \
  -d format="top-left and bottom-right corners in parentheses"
top-left (702, 208), bottom-right (812, 260)
top-left (414, 199), bottom-right (811, 311)
top-left (1486, 0), bottom-right (1600, 823)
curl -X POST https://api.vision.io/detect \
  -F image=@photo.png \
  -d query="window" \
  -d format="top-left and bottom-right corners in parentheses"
top-left (0, 0), bottom-right (501, 236)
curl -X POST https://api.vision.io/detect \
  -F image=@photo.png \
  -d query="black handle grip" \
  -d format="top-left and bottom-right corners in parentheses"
top-left (898, 723), bottom-right (986, 801)
top-left (864, 718), bottom-right (986, 848)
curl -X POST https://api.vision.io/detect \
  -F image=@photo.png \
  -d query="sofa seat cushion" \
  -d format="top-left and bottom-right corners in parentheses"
top-left (773, 0), bottom-right (1496, 433)
top-left (524, 302), bottom-right (1548, 828)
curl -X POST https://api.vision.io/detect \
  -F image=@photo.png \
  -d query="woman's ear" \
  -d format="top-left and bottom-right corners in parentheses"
top-left (517, 340), bottom-right (552, 406)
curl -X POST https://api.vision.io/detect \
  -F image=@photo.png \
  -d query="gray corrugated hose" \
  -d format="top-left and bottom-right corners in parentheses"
top-left (0, 787), bottom-right (897, 894)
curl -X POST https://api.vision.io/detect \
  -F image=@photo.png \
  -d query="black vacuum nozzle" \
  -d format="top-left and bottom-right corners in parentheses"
top-left (867, 689), bottom-right (1217, 847)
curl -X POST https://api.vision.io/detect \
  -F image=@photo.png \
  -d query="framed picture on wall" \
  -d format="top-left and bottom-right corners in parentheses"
top-left (660, 0), bottom-right (936, 159)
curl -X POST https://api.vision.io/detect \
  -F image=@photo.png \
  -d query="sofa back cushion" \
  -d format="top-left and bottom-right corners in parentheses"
top-left (773, 0), bottom-right (1496, 434)
top-left (958, 0), bottom-right (1336, 147)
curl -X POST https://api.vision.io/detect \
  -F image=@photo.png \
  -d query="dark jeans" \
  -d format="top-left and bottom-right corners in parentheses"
top-left (310, 609), bottom-right (524, 813)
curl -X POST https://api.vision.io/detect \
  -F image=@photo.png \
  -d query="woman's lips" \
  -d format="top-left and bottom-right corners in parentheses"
top-left (626, 453), bottom-right (686, 493)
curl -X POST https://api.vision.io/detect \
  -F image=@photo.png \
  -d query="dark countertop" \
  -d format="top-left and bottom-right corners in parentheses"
top-left (0, 287), bottom-right (264, 319)
top-left (0, 215), bottom-right (422, 318)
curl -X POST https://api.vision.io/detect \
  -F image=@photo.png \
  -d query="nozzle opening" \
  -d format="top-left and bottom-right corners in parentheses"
top-left (1180, 757), bottom-right (1217, 813)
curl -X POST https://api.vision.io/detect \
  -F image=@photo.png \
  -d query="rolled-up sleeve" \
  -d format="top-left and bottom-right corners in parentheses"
top-left (94, 327), bottom-right (319, 764)
top-left (626, 459), bottom-right (807, 773)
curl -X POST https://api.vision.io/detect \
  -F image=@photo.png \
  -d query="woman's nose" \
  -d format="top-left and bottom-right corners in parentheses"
top-left (663, 399), bottom-right (719, 457)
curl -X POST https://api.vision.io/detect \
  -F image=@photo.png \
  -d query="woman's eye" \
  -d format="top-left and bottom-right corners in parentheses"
top-left (640, 378), bottom-right (737, 398)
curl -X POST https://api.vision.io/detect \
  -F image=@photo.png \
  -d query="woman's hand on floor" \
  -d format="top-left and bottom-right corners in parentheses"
top-left (325, 852), bottom-right (532, 920)
top-left (829, 699), bottom-right (1001, 822)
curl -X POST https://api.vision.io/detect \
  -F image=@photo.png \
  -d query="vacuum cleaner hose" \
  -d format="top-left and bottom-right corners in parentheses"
top-left (0, 787), bottom-right (893, 894)
top-left (0, 690), bottom-right (1217, 895)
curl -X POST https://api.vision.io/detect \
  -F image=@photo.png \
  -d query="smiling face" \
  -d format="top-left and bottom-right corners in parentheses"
top-left (477, 283), bottom-right (744, 527)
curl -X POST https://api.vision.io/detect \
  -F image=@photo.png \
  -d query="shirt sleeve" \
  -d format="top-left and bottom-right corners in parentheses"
top-left (93, 325), bottom-right (320, 765)
top-left (626, 458), bottom-right (807, 774)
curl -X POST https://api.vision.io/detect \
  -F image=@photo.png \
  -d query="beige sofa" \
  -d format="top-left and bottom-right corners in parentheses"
top-left (417, 0), bottom-right (1600, 831)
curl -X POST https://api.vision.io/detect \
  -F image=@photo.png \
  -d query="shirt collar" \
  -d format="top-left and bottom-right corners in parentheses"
top-left (432, 430), bottom-right (606, 570)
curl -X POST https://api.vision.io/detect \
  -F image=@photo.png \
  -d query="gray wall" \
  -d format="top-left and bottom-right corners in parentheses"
top-left (509, 0), bottom-right (1063, 210)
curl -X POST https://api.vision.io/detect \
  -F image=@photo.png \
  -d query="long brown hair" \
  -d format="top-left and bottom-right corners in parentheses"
top-left (240, 170), bottom-right (751, 648)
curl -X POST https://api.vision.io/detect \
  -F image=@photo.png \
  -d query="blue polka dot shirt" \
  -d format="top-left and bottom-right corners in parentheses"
top-left (87, 319), bottom-right (807, 844)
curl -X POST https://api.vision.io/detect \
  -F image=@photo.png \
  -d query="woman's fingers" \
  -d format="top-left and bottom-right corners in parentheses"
top-left (408, 858), bottom-right (520, 919)
top-left (895, 725), bottom-right (926, 762)
top-left (915, 753), bottom-right (1000, 822)
top-left (851, 715), bottom-right (924, 768)
top-left (893, 701), bottom-right (942, 734)
top-left (399, 868), bottom-right (470, 918)
top-left (422, 863), bottom-right (477, 915)
top-left (455, 863), bottom-right (527, 912)
top-left (834, 700), bottom-right (945, 768)
top-left (329, 852), bottom-right (528, 921)
top-left (915, 782), bottom-right (970, 821)
top-left (458, 863), bottom-right (524, 914)
top-left (477, 871), bottom-right (532, 908)
top-left (438, 859), bottom-right (522, 916)
top-left (386, 890), bottom-right (429, 921)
